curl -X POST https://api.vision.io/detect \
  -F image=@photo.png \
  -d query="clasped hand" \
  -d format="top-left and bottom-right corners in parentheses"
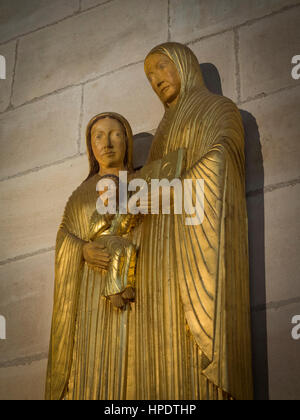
top-left (82, 241), bottom-right (135, 310)
top-left (83, 241), bottom-right (111, 270)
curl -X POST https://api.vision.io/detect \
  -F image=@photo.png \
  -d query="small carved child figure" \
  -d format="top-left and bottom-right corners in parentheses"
top-left (88, 148), bottom-right (186, 310)
top-left (88, 173), bottom-right (138, 309)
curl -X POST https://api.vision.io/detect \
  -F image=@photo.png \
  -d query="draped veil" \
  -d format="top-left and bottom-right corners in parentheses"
top-left (137, 43), bottom-right (253, 400)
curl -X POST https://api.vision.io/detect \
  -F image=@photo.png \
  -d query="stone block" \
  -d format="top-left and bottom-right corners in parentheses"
top-left (81, 0), bottom-right (109, 10)
top-left (0, 87), bottom-right (81, 180)
top-left (267, 302), bottom-right (300, 400)
top-left (0, 0), bottom-right (80, 43)
top-left (0, 252), bottom-right (55, 363)
top-left (81, 62), bottom-right (164, 152)
top-left (169, 0), bottom-right (299, 43)
top-left (0, 155), bottom-right (88, 261)
top-left (0, 359), bottom-right (47, 400)
top-left (247, 184), bottom-right (300, 308)
top-left (0, 41), bottom-right (16, 112)
top-left (243, 86), bottom-right (300, 193)
top-left (239, 7), bottom-right (300, 101)
top-left (12, 0), bottom-right (168, 106)
top-left (190, 31), bottom-right (237, 101)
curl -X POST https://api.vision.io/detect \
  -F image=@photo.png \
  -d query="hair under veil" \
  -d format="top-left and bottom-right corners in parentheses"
top-left (85, 112), bottom-right (134, 180)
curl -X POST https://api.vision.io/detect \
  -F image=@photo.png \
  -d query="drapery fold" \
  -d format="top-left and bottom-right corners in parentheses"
top-left (133, 42), bottom-right (253, 400)
top-left (46, 182), bottom-right (91, 400)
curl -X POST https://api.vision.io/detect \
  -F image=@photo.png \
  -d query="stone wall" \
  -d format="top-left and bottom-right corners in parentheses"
top-left (0, 0), bottom-right (299, 400)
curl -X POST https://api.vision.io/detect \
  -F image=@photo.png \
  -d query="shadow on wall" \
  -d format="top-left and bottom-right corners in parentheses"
top-left (134, 63), bottom-right (269, 400)
top-left (0, 0), bottom-right (41, 24)
top-left (201, 63), bottom-right (268, 401)
top-left (133, 132), bottom-right (154, 170)
top-left (242, 110), bottom-right (269, 401)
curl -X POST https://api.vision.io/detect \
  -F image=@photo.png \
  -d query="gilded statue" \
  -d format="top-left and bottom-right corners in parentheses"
top-left (46, 112), bottom-right (137, 400)
top-left (46, 42), bottom-right (253, 401)
top-left (46, 111), bottom-right (187, 400)
top-left (130, 42), bottom-right (253, 400)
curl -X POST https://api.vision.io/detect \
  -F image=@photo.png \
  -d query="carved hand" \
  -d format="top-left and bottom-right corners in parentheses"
top-left (83, 242), bottom-right (111, 270)
top-left (109, 294), bottom-right (126, 309)
top-left (109, 287), bottom-right (135, 310)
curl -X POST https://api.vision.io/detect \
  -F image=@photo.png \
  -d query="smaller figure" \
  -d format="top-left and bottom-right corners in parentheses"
top-left (88, 173), bottom-right (138, 309)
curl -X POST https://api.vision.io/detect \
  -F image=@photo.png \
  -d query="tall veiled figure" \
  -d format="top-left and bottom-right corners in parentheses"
top-left (46, 112), bottom-right (136, 400)
top-left (133, 43), bottom-right (253, 400)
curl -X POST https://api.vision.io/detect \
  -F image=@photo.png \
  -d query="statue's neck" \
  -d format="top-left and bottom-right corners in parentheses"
top-left (98, 166), bottom-right (126, 177)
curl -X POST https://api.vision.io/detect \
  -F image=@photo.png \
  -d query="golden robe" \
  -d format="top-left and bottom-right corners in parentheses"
top-left (45, 174), bottom-right (136, 400)
top-left (46, 112), bottom-right (138, 400)
top-left (131, 43), bottom-right (253, 400)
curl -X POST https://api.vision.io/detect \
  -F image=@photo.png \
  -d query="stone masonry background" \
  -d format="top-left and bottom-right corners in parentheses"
top-left (0, 0), bottom-right (299, 400)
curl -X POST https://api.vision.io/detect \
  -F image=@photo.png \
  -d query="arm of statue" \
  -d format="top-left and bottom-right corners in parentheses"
top-left (60, 226), bottom-right (111, 271)
top-left (83, 241), bottom-right (111, 271)
top-left (98, 233), bottom-right (136, 308)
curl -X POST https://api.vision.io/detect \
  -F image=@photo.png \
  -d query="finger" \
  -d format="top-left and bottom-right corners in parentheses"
top-left (94, 260), bottom-right (110, 269)
top-left (89, 263), bottom-right (107, 271)
top-left (93, 250), bottom-right (110, 257)
top-left (92, 259), bottom-right (110, 268)
top-left (93, 243), bottom-right (107, 250)
top-left (92, 260), bottom-right (110, 268)
top-left (94, 253), bottom-right (111, 261)
top-left (91, 250), bottom-right (110, 258)
top-left (95, 265), bottom-right (109, 271)
top-left (88, 254), bottom-right (110, 263)
top-left (94, 254), bottom-right (111, 261)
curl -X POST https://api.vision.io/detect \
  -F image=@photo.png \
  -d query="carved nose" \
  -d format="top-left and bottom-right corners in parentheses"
top-left (104, 144), bottom-right (113, 150)
top-left (105, 136), bottom-right (113, 147)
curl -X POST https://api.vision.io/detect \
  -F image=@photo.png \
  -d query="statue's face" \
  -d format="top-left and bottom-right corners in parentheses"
top-left (145, 53), bottom-right (181, 107)
top-left (91, 117), bottom-right (126, 170)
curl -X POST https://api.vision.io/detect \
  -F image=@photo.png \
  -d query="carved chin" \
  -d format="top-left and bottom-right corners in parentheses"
top-left (165, 93), bottom-right (179, 106)
top-left (102, 158), bottom-right (125, 169)
top-left (159, 87), bottom-right (179, 105)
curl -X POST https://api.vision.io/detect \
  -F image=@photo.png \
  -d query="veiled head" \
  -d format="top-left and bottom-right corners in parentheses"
top-left (86, 112), bottom-right (133, 180)
top-left (144, 42), bottom-right (205, 108)
top-left (144, 53), bottom-right (181, 108)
